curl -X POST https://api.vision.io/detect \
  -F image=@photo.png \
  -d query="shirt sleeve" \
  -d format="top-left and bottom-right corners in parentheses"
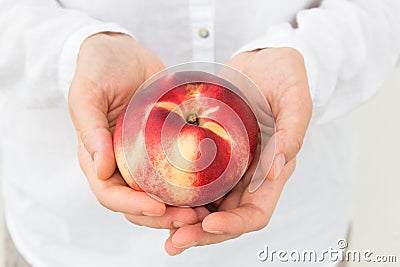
top-left (234, 0), bottom-right (400, 124)
top-left (0, 0), bottom-right (133, 107)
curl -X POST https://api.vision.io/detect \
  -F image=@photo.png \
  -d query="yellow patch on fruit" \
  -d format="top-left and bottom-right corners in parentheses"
top-left (177, 132), bottom-right (200, 162)
top-left (167, 169), bottom-right (197, 188)
top-left (186, 83), bottom-right (203, 98)
top-left (155, 101), bottom-right (183, 117)
top-left (152, 156), bottom-right (197, 187)
top-left (202, 121), bottom-right (230, 141)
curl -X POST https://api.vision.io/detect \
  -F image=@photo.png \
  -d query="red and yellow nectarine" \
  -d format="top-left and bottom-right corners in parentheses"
top-left (114, 71), bottom-right (258, 206)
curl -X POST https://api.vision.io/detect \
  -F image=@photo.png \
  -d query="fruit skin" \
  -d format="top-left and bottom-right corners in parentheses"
top-left (113, 71), bottom-right (258, 207)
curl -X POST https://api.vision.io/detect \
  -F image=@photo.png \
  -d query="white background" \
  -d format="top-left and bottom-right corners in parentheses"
top-left (347, 66), bottom-right (400, 266)
top-left (0, 67), bottom-right (399, 266)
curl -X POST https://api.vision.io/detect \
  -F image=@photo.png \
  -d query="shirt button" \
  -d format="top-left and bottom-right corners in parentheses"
top-left (198, 28), bottom-right (210, 38)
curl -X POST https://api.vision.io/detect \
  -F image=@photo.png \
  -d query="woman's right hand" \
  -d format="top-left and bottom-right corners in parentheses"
top-left (68, 32), bottom-right (199, 229)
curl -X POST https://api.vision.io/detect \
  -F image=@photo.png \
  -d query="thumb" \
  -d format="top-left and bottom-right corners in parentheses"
top-left (269, 84), bottom-right (312, 180)
top-left (68, 81), bottom-right (116, 181)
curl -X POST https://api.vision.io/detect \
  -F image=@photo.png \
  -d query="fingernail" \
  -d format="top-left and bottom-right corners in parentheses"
top-left (173, 221), bottom-right (184, 228)
top-left (274, 153), bottom-right (285, 180)
top-left (94, 152), bottom-right (99, 176)
top-left (142, 211), bottom-right (162, 217)
top-left (176, 241), bottom-right (198, 249)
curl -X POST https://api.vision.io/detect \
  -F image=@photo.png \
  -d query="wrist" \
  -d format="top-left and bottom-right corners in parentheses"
top-left (85, 31), bottom-right (135, 43)
top-left (59, 23), bottom-right (134, 100)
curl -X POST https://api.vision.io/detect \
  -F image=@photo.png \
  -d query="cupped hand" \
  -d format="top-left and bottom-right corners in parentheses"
top-left (68, 32), bottom-right (198, 229)
top-left (165, 47), bottom-right (313, 255)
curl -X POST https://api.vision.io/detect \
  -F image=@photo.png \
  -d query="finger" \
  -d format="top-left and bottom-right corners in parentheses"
top-left (124, 206), bottom-right (198, 229)
top-left (69, 79), bottom-right (116, 180)
top-left (166, 157), bottom-right (295, 252)
top-left (165, 228), bottom-right (182, 256)
top-left (92, 174), bottom-right (166, 216)
top-left (169, 223), bottom-right (234, 252)
top-left (167, 161), bottom-right (296, 251)
top-left (202, 159), bottom-right (296, 236)
top-left (79, 140), bottom-right (166, 216)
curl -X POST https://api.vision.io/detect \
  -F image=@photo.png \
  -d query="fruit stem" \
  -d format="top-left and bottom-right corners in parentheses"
top-left (186, 114), bottom-right (199, 126)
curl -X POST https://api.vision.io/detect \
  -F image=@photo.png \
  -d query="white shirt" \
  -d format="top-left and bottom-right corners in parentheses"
top-left (0, 1), bottom-right (399, 266)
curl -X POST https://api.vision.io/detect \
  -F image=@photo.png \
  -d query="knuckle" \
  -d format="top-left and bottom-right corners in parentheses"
top-left (255, 212), bottom-right (270, 231)
top-left (94, 190), bottom-right (115, 212)
top-left (279, 129), bottom-right (305, 159)
top-left (77, 147), bottom-right (90, 174)
top-left (292, 158), bottom-right (297, 168)
top-left (96, 196), bottom-right (110, 210)
top-left (240, 203), bottom-right (270, 232)
top-left (80, 129), bottom-right (92, 151)
top-left (293, 133), bottom-right (304, 153)
top-left (252, 208), bottom-right (270, 230)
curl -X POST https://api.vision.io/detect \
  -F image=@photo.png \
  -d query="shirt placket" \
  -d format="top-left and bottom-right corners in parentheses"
top-left (189, 0), bottom-right (215, 61)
